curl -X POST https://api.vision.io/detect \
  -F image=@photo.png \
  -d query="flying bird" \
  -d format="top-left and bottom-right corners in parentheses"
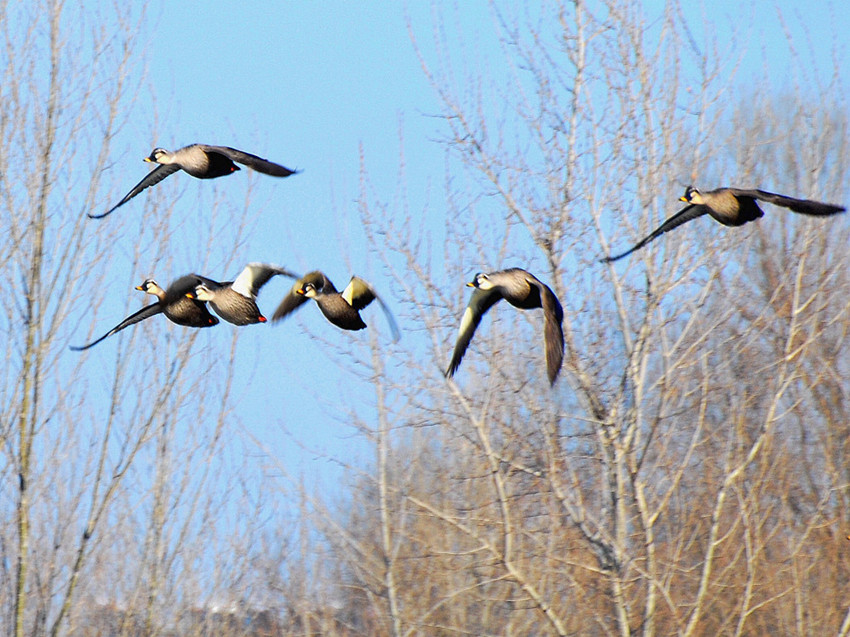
top-left (91, 144), bottom-right (298, 219)
top-left (186, 262), bottom-right (299, 326)
top-left (601, 186), bottom-right (845, 262)
top-left (70, 275), bottom-right (218, 351)
top-left (446, 268), bottom-right (564, 385)
top-left (272, 271), bottom-right (400, 341)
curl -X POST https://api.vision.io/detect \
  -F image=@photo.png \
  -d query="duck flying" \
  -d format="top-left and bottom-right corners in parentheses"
top-left (601, 186), bottom-right (845, 262)
top-left (70, 275), bottom-right (218, 351)
top-left (91, 144), bottom-right (298, 219)
top-left (186, 262), bottom-right (299, 326)
top-left (446, 268), bottom-right (564, 385)
top-left (273, 271), bottom-right (400, 342)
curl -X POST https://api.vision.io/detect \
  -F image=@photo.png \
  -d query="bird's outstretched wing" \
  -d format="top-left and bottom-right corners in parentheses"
top-left (70, 303), bottom-right (163, 351)
top-left (163, 275), bottom-right (219, 302)
top-left (343, 276), bottom-right (401, 342)
top-left (230, 263), bottom-right (300, 299)
top-left (731, 189), bottom-right (846, 216)
top-left (201, 145), bottom-right (298, 177)
top-left (528, 277), bottom-right (565, 385)
top-left (89, 164), bottom-right (181, 219)
top-left (601, 204), bottom-right (708, 263)
top-left (445, 288), bottom-right (502, 378)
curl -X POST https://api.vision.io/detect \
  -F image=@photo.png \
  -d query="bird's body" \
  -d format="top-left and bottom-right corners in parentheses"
top-left (70, 276), bottom-right (218, 351)
top-left (693, 188), bottom-right (765, 225)
top-left (188, 263), bottom-right (299, 326)
top-left (602, 185), bottom-right (845, 262)
top-left (92, 144), bottom-right (297, 219)
top-left (273, 271), bottom-right (400, 341)
top-left (446, 268), bottom-right (565, 385)
top-left (306, 284), bottom-right (369, 331)
top-left (138, 276), bottom-right (218, 328)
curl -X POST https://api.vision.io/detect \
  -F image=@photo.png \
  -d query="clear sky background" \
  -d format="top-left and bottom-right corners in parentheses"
top-left (87, 1), bottom-right (849, 491)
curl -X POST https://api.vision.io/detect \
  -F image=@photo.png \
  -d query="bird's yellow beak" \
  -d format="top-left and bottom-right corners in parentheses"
top-left (134, 285), bottom-right (144, 291)
top-left (295, 288), bottom-right (306, 296)
top-left (185, 292), bottom-right (195, 299)
top-left (679, 196), bottom-right (688, 202)
top-left (466, 282), bottom-right (475, 287)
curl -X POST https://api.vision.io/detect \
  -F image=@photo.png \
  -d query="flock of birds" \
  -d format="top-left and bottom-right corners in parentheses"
top-left (72, 142), bottom-right (846, 386)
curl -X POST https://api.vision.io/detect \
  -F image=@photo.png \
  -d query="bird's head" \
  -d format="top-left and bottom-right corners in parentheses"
top-left (680, 186), bottom-right (701, 204)
top-left (297, 282), bottom-right (318, 298)
top-left (135, 278), bottom-right (161, 295)
top-left (187, 284), bottom-right (214, 302)
top-left (468, 272), bottom-right (492, 290)
top-left (145, 148), bottom-right (169, 164)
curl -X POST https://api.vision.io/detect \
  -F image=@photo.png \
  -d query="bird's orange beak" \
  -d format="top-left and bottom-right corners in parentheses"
top-left (134, 285), bottom-right (144, 291)
top-left (679, 196), bottom-right (688, 202)
top-left (185, 292), bottom-right (195, 299)
top-left (295, 288), bottom-right (306, 296)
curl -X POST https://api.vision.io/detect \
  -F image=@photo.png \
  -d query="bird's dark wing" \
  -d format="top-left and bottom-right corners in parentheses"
top-left (343, 277), bottom-right (400, 342)
top-left (341, 276), bottom-right (377, 310)
top-left (89, 164), bottom-right (181, 219)
top-left (528, 278), bottom-right (565, 385)
top-left (201, 145), bottom-right (297, 177)
top-left (445, 288), bottom-right (502, 378)
top-left (730, 189), bottom-right (846, 216)
top-left (272, 271), bottom-right (333, 322)
top-left (163, 274), bottom-right (218, 301)
top-left (601, 204), bottom-right (709, 262)
top-left (230, 262), bottom-right (300, 298)
top-left (69, 303), bottom-right (163, 351)
top-left (271, 289), bottom-right (310, 322)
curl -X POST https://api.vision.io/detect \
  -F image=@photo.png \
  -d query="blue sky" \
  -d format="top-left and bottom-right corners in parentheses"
top-left (89, 1), bottom-right (849, 488)
top-left (93, 3), bottom-right (487, 483)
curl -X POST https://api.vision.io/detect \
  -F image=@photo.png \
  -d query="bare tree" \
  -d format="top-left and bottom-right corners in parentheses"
top-left (0, 2), bottom-right (290, 635)
top-left (280, 2), bottom-right (850, 635)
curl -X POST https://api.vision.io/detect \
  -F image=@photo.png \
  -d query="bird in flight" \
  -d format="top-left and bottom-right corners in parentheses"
top-left (91, 144), bottom-right (298, 219)
top-left (601, 186), bottom-right (845, 262)
top-left (445, 268), bottom-right (564, 385)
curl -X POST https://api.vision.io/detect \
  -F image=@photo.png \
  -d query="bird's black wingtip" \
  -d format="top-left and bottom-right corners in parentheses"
top-left (445, 359), bottom-right (462, 378)
top-left (87, 208), bottom-right (115, 220)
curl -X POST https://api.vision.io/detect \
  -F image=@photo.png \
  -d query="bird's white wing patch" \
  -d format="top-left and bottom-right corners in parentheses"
top-left (457, 304), bottom-right (479, 338)
top-left (230, 265), bottom-right (258, 298)
top-left (341, 280), bottom-right (357, 306)
top-left (341, 276), bottom-right (376, 309)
